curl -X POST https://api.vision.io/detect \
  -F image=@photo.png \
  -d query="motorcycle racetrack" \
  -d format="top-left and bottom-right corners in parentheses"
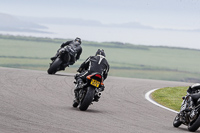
top-left (0, 67), bottom-right (195, 133)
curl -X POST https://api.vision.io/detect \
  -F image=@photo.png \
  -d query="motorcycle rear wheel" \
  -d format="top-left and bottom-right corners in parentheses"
top-left (79, 87), bottom-right (95, 111)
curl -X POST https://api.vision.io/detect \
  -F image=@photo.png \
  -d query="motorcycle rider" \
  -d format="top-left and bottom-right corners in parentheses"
top-left (50, 37), bottom-right (82, 70)
top-left (181, 83), bottom-right (200, 112)
top-left (178, 83), bottom-right (200, 123)
top-left (73, 49), bottom-right (110, 104)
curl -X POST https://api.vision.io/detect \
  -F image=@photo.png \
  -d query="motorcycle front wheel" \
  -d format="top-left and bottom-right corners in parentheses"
top-left (173, 114), bottom-right (182, 127)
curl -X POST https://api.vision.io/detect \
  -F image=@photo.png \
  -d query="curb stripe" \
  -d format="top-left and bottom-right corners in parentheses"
top-left (145, 88), bottom-right (178, 113)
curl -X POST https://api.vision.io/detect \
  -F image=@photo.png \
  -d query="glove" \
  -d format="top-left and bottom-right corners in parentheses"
top-left (59, 48), bottom-right (65, 53)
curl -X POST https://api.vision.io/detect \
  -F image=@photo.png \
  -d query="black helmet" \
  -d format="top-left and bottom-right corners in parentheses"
top-left (75, 37), bottom-right (81, 44)
top-left (95, 49), bottom-right (106, 57)
top-left (191, 83), bottom-right (200, 89)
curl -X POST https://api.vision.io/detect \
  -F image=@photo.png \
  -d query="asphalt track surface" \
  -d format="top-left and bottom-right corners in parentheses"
top-left (0, 67), bottom-right (197, 133)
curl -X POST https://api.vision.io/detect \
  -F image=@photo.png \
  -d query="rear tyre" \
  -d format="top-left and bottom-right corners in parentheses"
top-left (47, 58), bottom-right (62, 74)
top-left (173, 114), bottom-right (182, 127)
top-left (79, 87), bottom-right (95, 111)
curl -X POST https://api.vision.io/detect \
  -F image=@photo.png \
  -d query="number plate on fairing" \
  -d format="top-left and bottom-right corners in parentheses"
top-left (90, 79), bottom-right (100, 87)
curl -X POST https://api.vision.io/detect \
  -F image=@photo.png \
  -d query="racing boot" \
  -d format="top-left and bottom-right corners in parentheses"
top-left (73, 91), bottom-right (79, 108)
top-left (50, 56), bottom-right (57, 61)
top-left (51, 51), bottom-right (59, 61)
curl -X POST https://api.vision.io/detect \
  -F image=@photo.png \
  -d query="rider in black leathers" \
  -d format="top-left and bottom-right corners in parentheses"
top-left (74, 49), bottom-right (110, 102)
top-left (51, 37), bottom-right (82, 69)
top-left (181, 83), bottom-right (200, 112)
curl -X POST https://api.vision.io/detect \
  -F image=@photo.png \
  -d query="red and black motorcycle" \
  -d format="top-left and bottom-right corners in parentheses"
top-left (73, 72), bottom-right (104, 111)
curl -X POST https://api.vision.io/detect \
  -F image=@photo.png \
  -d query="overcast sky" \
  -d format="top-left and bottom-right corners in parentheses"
top-left (0, 0), bottom-right (200, 49)
top-left (1, 0), bottom-right (200, 28)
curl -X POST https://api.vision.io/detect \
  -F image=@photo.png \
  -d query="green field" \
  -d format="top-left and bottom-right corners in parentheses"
top-left (152, 86), bottom-right (188, 111)
top-left (1, 34), bottom-right (200, 82)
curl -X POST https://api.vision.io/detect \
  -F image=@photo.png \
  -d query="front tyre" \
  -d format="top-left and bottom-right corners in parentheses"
top-left (173, 114), bottom-right (182, 128)
top-left (188, 115), bottom-right (200, 132)
top-left (79, 87), bottom-right (95, 111)
top-left (47, 58), bottom-right (62, 74)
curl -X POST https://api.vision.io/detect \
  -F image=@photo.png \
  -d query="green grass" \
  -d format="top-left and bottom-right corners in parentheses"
top-left (1, 34), bottom-right (200, 82)
top-left (151, 86), bottom-right (188, 111)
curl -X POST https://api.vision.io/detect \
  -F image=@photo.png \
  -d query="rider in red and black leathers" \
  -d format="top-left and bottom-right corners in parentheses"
top-left (51, 37), bottom-right (82, 67)
top-left (75, 49), bottom-right (110, 92)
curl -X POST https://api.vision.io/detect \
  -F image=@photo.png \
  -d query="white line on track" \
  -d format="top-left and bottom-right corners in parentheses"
top-left (145, 88), bottom-right (178, 113)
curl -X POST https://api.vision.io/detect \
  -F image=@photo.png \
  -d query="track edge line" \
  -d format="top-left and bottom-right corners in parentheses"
top-left (145, 88), bottom-right (178, 113)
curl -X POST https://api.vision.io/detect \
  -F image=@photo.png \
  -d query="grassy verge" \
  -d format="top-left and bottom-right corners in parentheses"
top-left (1, 34), bottom-right (200, 82)
top-left (151, 86), bottom-right (188, 111)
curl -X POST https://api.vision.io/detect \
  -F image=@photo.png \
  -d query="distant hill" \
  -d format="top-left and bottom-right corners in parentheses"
top-left (19, 16), bottom-right (200, 32)
top-left (0, 13), bottom-right (49, 33)
top-left (1, 12), bottom-right (200, 34)
top-left (19, 16), bottom-right (154, 29)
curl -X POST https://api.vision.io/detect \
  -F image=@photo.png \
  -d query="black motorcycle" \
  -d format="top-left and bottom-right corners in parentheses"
top-left (73, 72), bottom-right (104, 111)
top-left (47, 46), bottom-right (75, 74)
top-left (173, 94), bottom-right (200, 132)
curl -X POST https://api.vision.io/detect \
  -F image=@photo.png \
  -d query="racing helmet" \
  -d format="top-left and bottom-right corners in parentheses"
top-left (191, 83), bottom-right (200, 89)
top-left (95, 49), bottom-right (106, 57)
top-left (75, 37), bottom-right (81, 44)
